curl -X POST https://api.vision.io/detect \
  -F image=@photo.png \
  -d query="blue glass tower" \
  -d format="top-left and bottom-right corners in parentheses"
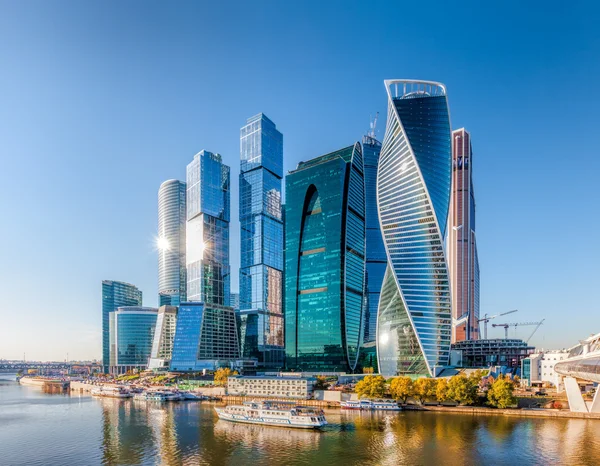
top-left (186, 151), bottom-right (230, 306)
top-left (285, 143), bottom-right (366, 373)
top-left (102, 280), bottom-right (142, 372)
top-left (376, 80), bottom-right (453, 378)
top-left (239, 114), bottom-right (284, 369)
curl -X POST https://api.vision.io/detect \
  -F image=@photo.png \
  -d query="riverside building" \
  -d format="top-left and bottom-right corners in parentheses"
top-left (109, 306), bottom-right (158, 374)
top-left (521, 350), bottom-right (570, 388)
top-left (376, 80), bottom-right (453, 378)
top-left (148, 305), bottom-right (178, 370)
top-left (227, 375), bottom-right (317, 399)
top-left (158, 179), bottom-right (187, 306)
top-left (186, 151), bottom-right (231, 306)
top-left (285, 143), bottom-right (366, 373)
top-left (102, 280), bottom-right (143, 372)
top-left (238, 114), bottom-right (285, 369)
top-left (448, 129), bottom-right (480, 342)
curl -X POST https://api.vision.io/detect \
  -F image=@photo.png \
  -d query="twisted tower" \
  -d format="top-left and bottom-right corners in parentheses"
top-left (376, 80), bottom-right (453, 377)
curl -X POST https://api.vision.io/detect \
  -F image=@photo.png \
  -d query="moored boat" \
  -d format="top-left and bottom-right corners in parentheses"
top-left (215, 401), bottom-right (327, 429)
top-left (341, 399), bottom-right (402, 411)
top-left (91, 386), bottom-right (132, 398)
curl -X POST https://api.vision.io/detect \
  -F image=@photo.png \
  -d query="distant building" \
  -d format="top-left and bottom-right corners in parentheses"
top-left (230, 292), bottom-right (240, 312)
top-left (521, 350), bottom-right (570, 387)
top-left (186, 151), bottom-right (231, 306)
top-left (169, 302), bottom-right (242, 372)
top-left (109, 306), bottom-right (158, 374)
top-left (451, 339), bottom-right (535, 369)
top-left (448, 129), bottom-right (480, 342)
top-left (148, 305), bottom-right (178, 370)
top-left (102, 280), bottom-right (143, 372)
top-left (285, 143), bottom-right (366, 373)
top-left (362, 133), bottom-right (385, 345)
top-left (158, 179), bottom-right (187, 306)
top-left (239, 114), bottom-right (285, 370)
top-left (227, 376), bottom-right (316, 399)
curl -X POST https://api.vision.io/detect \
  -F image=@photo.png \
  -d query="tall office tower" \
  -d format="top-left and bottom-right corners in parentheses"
top-left (448, 129), bottom-right (480, 342)
top-left (148, 305), bottom-right (178, 370)
top-left (102, 280), bottom-right (142, 372)
top-left (230, 292), bottom-right (240, 311)
top-left (285, 143), bottom-right (366, 373)
top-left (376, 80), bottom-right (453, 378)
top-left (169, 302), bottom-right (241, 372)
top-left (158, 180), bottom-right (187, 306)
top-left (362, 131), bottom-right (386, 345)
top-left (186, 151), bottom-right (231, 306)
top-left (239, 114), bottom-right (284, 369)
top-left (108, 306), bottom-right (158, 374)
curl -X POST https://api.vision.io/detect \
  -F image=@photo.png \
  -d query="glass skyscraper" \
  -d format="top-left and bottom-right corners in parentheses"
top-left (169, 302), bottom-right (241, 372)
top-left (109, 306), bottom-right (158, 374)
top-left (186, 151), bottom-right (230, 306)
top-left (448, 128), bottom-right (480, 342)
top-left (102, 280), bottom-right (142, 371)
top-left (239, 114), bottom-right (284, 369)
top-left (376, 80), bottom-right (453, 378)
top-left (158, 179), bottom-right (187, 306)
top-left (362, 134), bottom-right (386, 345)
top-left (148, 305), bottom-right (178, 370)
top-left (285, 143), bottom-right (366, 373)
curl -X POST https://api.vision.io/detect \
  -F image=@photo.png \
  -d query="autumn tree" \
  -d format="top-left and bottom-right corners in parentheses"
top-left (487, 376), bottom-right (517, 408)
top-left (436, 378), bottom-right (449, 403)
top-left (314, 376), bottom-right (331, 391)
top-left (389, 376), bottom-right (414, 404)
top-left (214, 367), bottom-right (238, 387)
top-left (355, 375), bottom-right (386, 399)
top-left (413, 378), bottom-right (437, 404)
top-left (446, 375), bottom-right (478, 406)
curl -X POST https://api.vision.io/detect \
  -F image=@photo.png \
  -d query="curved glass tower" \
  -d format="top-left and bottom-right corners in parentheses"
top-left (285, 143), bottom-right (366, 372)
top-left (376, 80), bottom-right (453, 377)
top-left (158, 180), bottom-right (187, 306)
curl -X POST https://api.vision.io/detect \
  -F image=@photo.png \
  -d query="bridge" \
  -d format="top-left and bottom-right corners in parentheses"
top-left (555, 332), bottom-right (600, 413)
top-left (0, 362), bottom-right (101, 374)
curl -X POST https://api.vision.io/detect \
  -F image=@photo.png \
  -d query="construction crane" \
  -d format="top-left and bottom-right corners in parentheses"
top-left (478, 310), bottom-right (518, 339)
top-left (492, 319), bottom-right (545, 342)
top-left (368, 112), bottom-right (379, 139)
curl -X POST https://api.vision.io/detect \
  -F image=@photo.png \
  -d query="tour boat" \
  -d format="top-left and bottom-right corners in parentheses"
top-left (214, 401), bottom-right (328, 429)
top-left (341, 399), bottom-right (402, 411)
top-left (133, 390), bottom-right (183, 402)
top-left (91, 386), bottom-right (132, 398)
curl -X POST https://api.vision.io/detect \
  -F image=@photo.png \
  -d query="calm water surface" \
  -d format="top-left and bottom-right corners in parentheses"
top-left (1, 374), bottom-right (599, 465)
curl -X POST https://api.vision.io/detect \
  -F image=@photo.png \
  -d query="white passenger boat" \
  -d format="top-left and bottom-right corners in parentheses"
top-left (341, 399), bottom-right (402, 411)
top-left (133, 390), bottom-right (183, 402)
top-left (91, 386), bottom-right (132, 398)
top-left (215, 401), bottom-right (327, 429)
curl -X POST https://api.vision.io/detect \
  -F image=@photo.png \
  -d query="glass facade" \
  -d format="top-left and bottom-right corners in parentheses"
top-left (362, 135), bottom-right (386, 345)
top-left (102, 280), bottom-right (142, 371)
top-left (448, 129), bottom-right (480, 342)
top-left (158, 180), bottom-right (187, 307)
top-left (109, 306), bottom-right (158, 374)
top-left (186, 151), bottom-right (230, 306)
top-left (376, 80), bottom-right (452, 377)
top-left (239, 114), bottom-right (284, 369)
top-left (148, 305), bottom-right (178, 369)
top-left (170, 302), bottom-right (241, 372)
top-left (285, 143), bottom-right (366, 373)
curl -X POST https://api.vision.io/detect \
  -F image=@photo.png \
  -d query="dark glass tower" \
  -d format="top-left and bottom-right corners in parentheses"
top-left (239, 114), bottom-right (284, 369)
top-left (101, 280), bottom-right (142, 371)
top-left (285, 143), bottom-right (366, 372)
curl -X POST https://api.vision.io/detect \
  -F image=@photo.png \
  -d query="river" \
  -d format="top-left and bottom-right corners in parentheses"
top-left (1, 374), bottom-right (598, 465)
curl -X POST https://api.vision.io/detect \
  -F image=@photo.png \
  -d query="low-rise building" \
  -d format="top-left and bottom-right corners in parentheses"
top-left (227, 376), bottom-right (316, 399)
top-left (521, 350), bottom-right (570, 388)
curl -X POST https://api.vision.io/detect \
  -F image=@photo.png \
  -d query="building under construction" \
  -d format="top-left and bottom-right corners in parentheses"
top-left (451, 339), bottom-right (535, 369)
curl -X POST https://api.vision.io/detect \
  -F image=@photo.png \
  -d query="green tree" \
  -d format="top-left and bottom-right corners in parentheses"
top-left (436, 378), bottom-right (449, 402)
top-left (487, 376), bottom-right (517, 408)
top-left (389, 376), bottom-right (414, 404)
top-left (355, 375), bottom-right (386, 399)
top-left (447, 375), bottom-right (478, 405)
top-left (314, 376), bottom-right (331, 391)
top-left (413, 378), bottom-right (437, 404)
top-left (214, 367), bottom-right (238, 387)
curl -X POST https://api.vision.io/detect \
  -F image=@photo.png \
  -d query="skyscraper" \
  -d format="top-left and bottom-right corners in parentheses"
top-left (158, 179), bottom-right (187, 306)
top-left (186, 150), bottom-right (230, 306)
top-left (448, 128), bottom-right (480, 342)
top-left (148, 305), bottom-right (178, 370)
top-left (376, 80), bottom-right (453, 378)
top-left (102, 280), bottom-right (142, 372)
top-left (239, 114), bottom-right (284, 369)
top-left (362, 132), bottom-right (386, 345)
top-left (285, 143), bottom-right (366, 373)
top-left (109, 306), bottom-right (158, 374)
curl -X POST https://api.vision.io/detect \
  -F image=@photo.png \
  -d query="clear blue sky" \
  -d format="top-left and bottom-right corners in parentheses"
top-left (0, 1), bottom-right (598, 361)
